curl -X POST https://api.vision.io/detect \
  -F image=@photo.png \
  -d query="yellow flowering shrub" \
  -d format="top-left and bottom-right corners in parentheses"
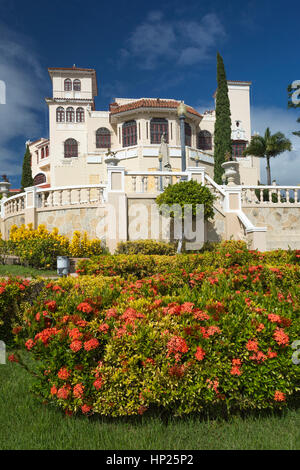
top-left (7, 224), bottom-right (103, 269)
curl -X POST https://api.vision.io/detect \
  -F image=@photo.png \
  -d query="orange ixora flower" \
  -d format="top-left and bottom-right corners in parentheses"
top-left (273, 328), bottom-right (289, 346)
top-left (57, 385), bottom-right (71, 400)
top-left (93, 378), bottom-right (103, 390)
top-left (8, 354), bottom-right (19, 363)
top-left (195, 346), bottom-right (206, 361)
top-left (50, 385), bottom-right (57, 396)
top-left (274, 391), bottom-right (286, 402)
top-left (246, 339), bottom-right (258, 352)
top-left (81, 404), bottom-right (92, 414)
top-left (73, 383), bottom-right (84, 398)
top-left (25, 339), bottom-right (35, 351)
top-left (230, 359), bottom-right (242, 376)
top-left (77, 302), bottom-right (93, 313)
top-left (57, 367), bottom-right (70, 380)
top-left (84, 338), bottom-right (99, 351)
top-left (70, 340), bottom-right (82, 352)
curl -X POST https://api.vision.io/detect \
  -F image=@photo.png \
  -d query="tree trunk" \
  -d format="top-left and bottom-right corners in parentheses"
top-left (266, 156), bottom-right (271, 186)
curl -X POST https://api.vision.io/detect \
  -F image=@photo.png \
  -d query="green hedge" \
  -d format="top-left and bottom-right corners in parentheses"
top-left (116, 240), bottom-right (176, 255)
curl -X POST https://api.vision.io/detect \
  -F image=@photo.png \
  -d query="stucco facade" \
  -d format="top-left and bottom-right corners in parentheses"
top-left (28, 67), bottom-right (260, 188)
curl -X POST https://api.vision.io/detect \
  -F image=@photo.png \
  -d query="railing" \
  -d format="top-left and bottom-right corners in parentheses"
top-left (2, 193), bottom-right (26, 218)
top-left (1, 185), bottom-right (106, 219)
top-left (36, 184), bottom-right (106, 209)
top-left (125, 171), bottom-right (187, 193)
top-left (204, 174), bottom-right (226, 208)
top-left (241, 186), bottom-right (300, 205)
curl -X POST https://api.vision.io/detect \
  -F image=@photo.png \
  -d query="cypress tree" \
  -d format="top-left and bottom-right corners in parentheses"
top-left (213, 53), bottom-right (232, 184)
top-left (21, 145), bottom-right (33, 191)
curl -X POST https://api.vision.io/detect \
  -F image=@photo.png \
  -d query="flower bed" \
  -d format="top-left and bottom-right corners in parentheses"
top-left (8, 248), bottom-right (300, 417)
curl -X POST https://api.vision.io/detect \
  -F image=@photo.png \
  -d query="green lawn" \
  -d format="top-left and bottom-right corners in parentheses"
top-left (0, 264), bottom-right (57, 278)
top-left (0, 352), bottom-right (299, 450)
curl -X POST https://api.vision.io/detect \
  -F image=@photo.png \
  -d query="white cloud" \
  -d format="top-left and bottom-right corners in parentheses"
top-left (122, 11), bottom-right (226, 70)
top-left (0, 23), bottom-right (45, 178)
top-left (251, 106), bottom-right (300, 186)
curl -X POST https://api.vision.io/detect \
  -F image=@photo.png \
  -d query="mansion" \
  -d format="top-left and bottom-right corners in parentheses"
top-left (28, 66), bottom-right (260, 188)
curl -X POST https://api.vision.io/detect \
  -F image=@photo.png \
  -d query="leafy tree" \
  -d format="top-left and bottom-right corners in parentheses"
top-left (287, 82), bottom-right (300, 137)
top-left (214, 53), bottom-right (232, 184)
top-left (244, 128), bottom-right (291, 185)
top-left (21, 145), bottom-right (33, 191)
top-left (156, 180), bottom-right (215, 252)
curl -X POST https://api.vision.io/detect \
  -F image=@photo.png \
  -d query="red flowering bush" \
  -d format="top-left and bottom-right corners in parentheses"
top-left (10, 254), bottom-right (300, 417)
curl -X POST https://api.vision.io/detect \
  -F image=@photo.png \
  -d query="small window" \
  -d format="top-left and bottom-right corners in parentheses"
top-left (64, 138), bottom-right (78, 158)
top-left (198, 130), bottom-right (212, 150)
top-left (232, 140), bottom-right (247, 158)
top-left (122, 120), bottom-right (137, 147)
top-left (46, 146), bottom-right (49, 157)
top-left (185, 122), bottom-right (192, 147)
top-left (64, 78), bottom-right (72, 91)
top-left (73, 79), bottom-right (81, 91)
top-left (150, 118), bottom-right (168, 144)
top-left (66, 107), bottom-right (75, 123)
top-left (56, 107), bottom-right (65, 122)
top-left (41, 148), bottom-right (44, 159)
top-left (96, 127), bottom-right (111, 148)
top-left (76, 107), bottom-right (84, 122)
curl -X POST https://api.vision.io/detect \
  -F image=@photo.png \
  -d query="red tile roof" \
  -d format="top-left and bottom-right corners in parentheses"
top-left (48, 67), bottom-right (96, 73)
top-left (110, 99), bottom-right (202, 118)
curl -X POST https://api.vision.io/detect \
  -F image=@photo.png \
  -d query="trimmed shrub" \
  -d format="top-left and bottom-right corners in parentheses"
top-left (116, 240), bottom-right (176, 256)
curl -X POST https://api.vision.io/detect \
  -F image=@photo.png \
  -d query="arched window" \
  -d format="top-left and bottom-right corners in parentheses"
top-left (122, 120), bottom-right (137, 147)
top-left (185, 122), bottom-right (192, 147)
top-left (64, 138), bottom-right (78, 158)
top-left (64, 78), bottom-right (72, 91)
top-left (96, 127), bottom-right (111, 148)
top-left (198, 130), bottom-right (212, 150)
top-left (76, 107), bottom-right (84, 122)
top-left (56, 106), bottom-right (65, 122)
top-left (73, 79), bottom-right (81, 91)
top-left (66, 107), bottom-right (75, 123)
top-left (150, 118), bottom-right (168, 144)
top-left (33, 173), bottom-right (46, 186)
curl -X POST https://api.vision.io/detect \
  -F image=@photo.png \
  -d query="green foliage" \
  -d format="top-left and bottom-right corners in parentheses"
top-left (0, 279), bottom-right (35, 346)
top-left (213, 53), bottom-right (232, 184)
top-left (254, 188), bottom-right (278, 203)
top-left (156, 179), bottom-right (215, 221)
top-left (116, 240), bottom-right (176, 255)
top-left (9, 247), bottom-right (300, 417)
top-left (21, 145), bottom-right (33, 192)
top-left (244, 128), bottom-right (291, 185)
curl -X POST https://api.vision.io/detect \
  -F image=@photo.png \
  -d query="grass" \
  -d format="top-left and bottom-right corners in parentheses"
top-left (0, 352), bottom-right (299, 450)
top-left (0, 264), bottom-right (57, 278)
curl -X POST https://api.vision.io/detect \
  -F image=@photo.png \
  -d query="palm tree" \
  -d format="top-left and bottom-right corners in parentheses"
top-left (243, 128), bottom-right (292, 185)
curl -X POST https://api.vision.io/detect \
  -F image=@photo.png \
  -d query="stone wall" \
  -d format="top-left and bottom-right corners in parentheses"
top-left (36, 206), bottom-right (103, 239)
top-left (243, 205), bottom-right (300, 250)
top-left (127, 196), bottom-right (226, 244)
top-left (1, 213), bottom-right (25, 239)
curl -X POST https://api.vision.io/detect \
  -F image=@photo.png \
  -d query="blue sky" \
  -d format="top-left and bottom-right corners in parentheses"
top-left (0, 0), bottom-right (299, 187)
